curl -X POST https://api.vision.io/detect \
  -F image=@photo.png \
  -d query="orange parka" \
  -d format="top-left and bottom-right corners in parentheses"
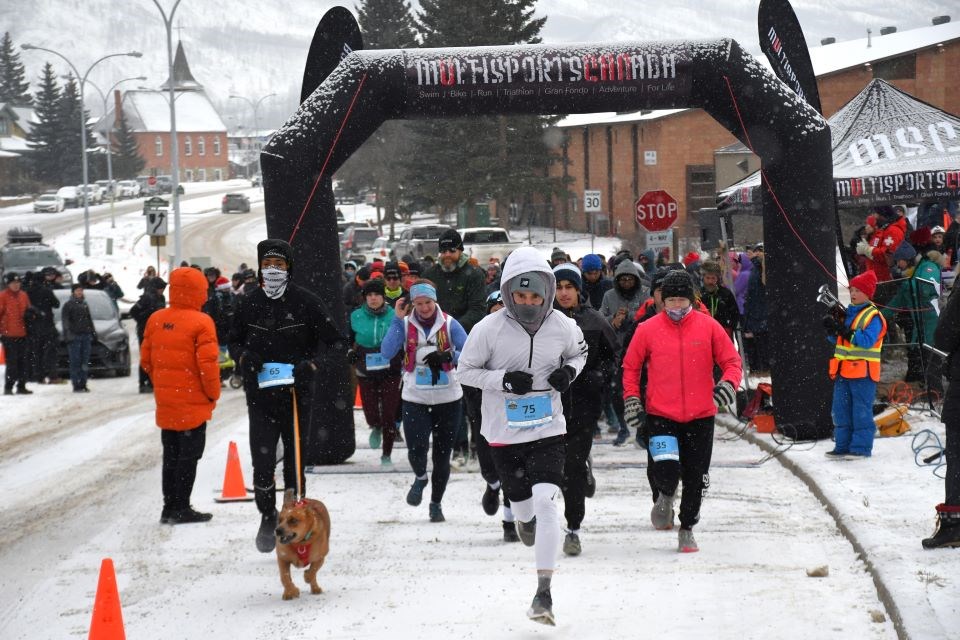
top-left (0, 287), bottom-right (30, 338)
top-left (141, 268), bottom-right (221, 430)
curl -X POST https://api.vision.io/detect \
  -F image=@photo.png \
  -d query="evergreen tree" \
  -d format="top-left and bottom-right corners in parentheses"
top-left (336, 0), bottom-right (419, 238)
top-left (0, 32), bottom-right (32, 106)
top-left (56, 75), bottom-right (97, 186)
top-left (408, 0), bottom-right (560, 226)
top-left (25, 62), bottom-right (61, 186)
top-left (112, 108), bottom-right (145, 179)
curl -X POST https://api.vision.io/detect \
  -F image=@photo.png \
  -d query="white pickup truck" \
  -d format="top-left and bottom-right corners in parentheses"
top-left (460, 227), bottom-right (522, 264)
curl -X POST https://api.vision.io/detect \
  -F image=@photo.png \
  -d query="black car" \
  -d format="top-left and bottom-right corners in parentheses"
top-left (54, 289), bottom-right (131, 377)
top-left (222, 193), bottom-right (251, 213)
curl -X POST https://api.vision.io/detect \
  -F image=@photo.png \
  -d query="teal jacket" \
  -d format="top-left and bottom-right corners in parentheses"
top-left (350, 302), bottom-right (401, 377)
top-left (883, 254), bottom-right (942, 346)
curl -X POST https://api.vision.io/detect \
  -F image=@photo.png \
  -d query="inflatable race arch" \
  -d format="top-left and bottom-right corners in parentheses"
top-left (262, 7), bottom-right (836, 463)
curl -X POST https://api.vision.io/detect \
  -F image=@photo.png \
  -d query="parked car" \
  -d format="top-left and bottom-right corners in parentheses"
top-left (460, 227), bottom-right (521, 264)
top-left (76, 184), bottom-right (102, 205)
top-left (0, 227), bottom-right (74, 289)
top-left (53, 288), bottom-right (131, 378)
top-left (154, 175), bottom-right (184, 195)
top-left (221, 193), bottom-right (251, 213)
top-left (33, 193), bottom-right (64, 213)
top-left (117, 180), bottom-right (141, 199)
top-left (390, 224), bottom-right (452, 260)
top-left (136, 176), bottom-right (158, 196)
top-left (56, 186), bottom-right (80, 208)
top-left (95, 179), bottom-right (116, 199)
top-left (370, 236), bottom-right (391, 261)
top-left (340, 225), bottom-right (380, 264)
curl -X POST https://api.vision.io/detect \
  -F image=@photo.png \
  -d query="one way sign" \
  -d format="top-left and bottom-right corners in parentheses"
top-left (146, 211), bottom-right (168, 237)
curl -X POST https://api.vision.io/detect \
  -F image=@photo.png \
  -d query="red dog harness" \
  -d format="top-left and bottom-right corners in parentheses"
top-left (293, 499), bottom-right (313, 566)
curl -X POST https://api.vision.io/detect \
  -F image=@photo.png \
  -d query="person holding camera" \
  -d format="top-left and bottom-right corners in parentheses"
top-left (229, 239), bottom-right (346, 553)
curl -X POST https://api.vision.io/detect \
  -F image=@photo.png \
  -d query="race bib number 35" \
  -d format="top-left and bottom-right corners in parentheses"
top-left (505, 394), bottom-right (552, 428)
top-left (649, 435), bottom-right (680, 462)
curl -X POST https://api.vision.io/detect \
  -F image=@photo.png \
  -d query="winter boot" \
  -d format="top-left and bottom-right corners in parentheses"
top-left (527, 589), bottom-right (555, 626)
top-left (922, 504), bottom-right (960, 549)
top-left (482, 484), bottom-right (500, 516)
top-left (256, 509), bottom-right (278, 553)
top-left (406, 477), bottom-right (429, 506)
top-left (429, 502), bottom-right (445, 522)
top-left (678, 527), bottom-right (698, 553)
top-left (368, 427), bottom-right (382, 450)
top-left (380, 455), bottom-right (393, 468)
top-left (584, 455), bottom-right (596, 499)
top-left (563, 532), bottom-right (581, 556)
top-left (517, 516), bottom-right (537, 547)
top-left (651, 491), bottom-right (675, 530)
top-left (503, 521), bottom-right (520, 542)
top-left (167, 507), bottom-right (213, 525)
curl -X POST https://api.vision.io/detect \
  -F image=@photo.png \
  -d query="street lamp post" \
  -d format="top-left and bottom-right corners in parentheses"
top-left (21, 44), bottom-right (142, 257)
top-left (151, 0), bottom-right (184, 266)
top-left (86, 76), bottom-right (147, 228)
top-left (229, 93), bottom-right (275, 183)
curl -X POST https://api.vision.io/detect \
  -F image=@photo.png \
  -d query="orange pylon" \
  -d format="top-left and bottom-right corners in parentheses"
top-left (88, 558), bottom-right (125, 640)
top-left (0, 344), bottom-right (5, 365)
top-left (214, 441), bottom-right (254, 502)
top-left (354, 386), bottom-right (362, 408)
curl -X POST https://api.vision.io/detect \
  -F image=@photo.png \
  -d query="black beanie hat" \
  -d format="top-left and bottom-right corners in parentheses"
top-left (257, 238), bottom-right (294, 278)
top-left (438, 228), bottom-right (464, 252)
top-left (362, 278), bottom-right (385, 297)
top-left (660, 270), bottom-right (696, 303)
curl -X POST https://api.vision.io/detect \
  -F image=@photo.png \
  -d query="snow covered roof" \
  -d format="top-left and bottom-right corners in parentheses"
top-left (0, 149), bottom-right (20, 158)
top-left (6, 106), bottom-right (36, 136)
top-left (556, 108), bottom-right (689, 128)
top-left (0, 136), bottom-right (31, 153)
top-left (119, 90), bottom-right (227, 133)
top-left (809, 19), bottom-right (960, 77)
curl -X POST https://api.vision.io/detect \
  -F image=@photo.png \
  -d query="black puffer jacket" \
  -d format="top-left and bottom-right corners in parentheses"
top-left (557, 301), bottom-right (619, 423)
top-left (61, 297), bottom-right (95, 341)
top-left (935, 288), bottom-right (960, 424)
top-left (229, 283), bottom-right (346, 393)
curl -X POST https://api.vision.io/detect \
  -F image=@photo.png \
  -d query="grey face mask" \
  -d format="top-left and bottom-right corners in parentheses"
top-left (514, 302), bottom-right (543, 324)
top-left (666, 305), bottom-right (692, 322)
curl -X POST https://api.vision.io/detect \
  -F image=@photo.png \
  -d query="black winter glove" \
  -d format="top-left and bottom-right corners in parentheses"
top-left (837, 325), bottom-right (854, 342)
top-left (547, 365), bottom-right (576, 393)
top-left (423, 350), bottom-right (453, 385)
top-left (822, 315), bottom-right (840, 336)
top-left (241, 351), bottom-right (264, 376)
top-left (502, 371), bottom-right (534, 395)
top-left (346, 349), bottom-right (360, 365)
top-left (294, 360), bottom-right (316, 381)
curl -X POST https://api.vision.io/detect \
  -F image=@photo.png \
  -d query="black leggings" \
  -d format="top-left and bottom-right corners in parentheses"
top-left (161, 423), bottom-right (207, 511)
top-left (947, 420), bottom-right (960, 506)
top-left (247, 386), bottom-right (312, 515)
top-left (403, 399), bottom-right (461, 505)
top-left (561, 416), bottom-right (596, 530)
top-left (646, 415), bottom-right (714, 529)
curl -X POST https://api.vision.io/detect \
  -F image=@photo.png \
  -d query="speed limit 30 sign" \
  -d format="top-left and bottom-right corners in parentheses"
top-left (584, 190), bottom-right (601, 212)
top-left (635, 190), bottom-right (678, 232)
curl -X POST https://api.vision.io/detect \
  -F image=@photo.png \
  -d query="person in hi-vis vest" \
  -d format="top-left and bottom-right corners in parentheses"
top-left (823, 270), bottom-right (887, 459)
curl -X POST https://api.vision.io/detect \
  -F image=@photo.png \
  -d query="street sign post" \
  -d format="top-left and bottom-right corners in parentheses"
top-left (635, 190), bottom-right (679, 232)
top-left (143, 196), bottom-right (169, 271)
top-left (645, 229), bottom-right (673, 251)
top-left (584, 190), bottom-right (601, 212)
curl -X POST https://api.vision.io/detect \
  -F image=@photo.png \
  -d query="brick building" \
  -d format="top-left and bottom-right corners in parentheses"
top-left (101, 41), bottom-right (228, 182)
top-left (547, 16), bottom-right (960, 249)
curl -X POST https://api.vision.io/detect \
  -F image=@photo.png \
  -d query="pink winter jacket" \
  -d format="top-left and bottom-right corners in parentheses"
top-left (622, 309), bottom-right (742, 423)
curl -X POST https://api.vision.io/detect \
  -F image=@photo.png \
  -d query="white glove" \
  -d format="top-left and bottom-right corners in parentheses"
top-left (624, 396), bottom-right (644, 431)
top-left (713, 380), bottom-right (737, 412)
top-left (856, 241), bottom-right (873, 257)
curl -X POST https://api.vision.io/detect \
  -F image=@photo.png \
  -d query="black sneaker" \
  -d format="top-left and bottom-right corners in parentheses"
top-left (16, 387), bottom-right (32, 395)
top-left (517, 516), bottom-right (537, 547)
top-left (482, 484), bottom-right (500, 516)
top-left (429, 502), bottom-right (445, 522)
top-left (159, 507), bottom-right (172, 524)
top-left (563, 532), bottom-right (581, 556)
top-left (166, 507), bottom-right (212, 525)
top-left (527, 589), bottom-right (555, 626)
top-left (824, 449), bottom-right (847, 459)
top-left (3, 388), bottom-right (13, 395)
top-left (502, 521), bottom-right (520, 542)
top-left (256, 510), bottom-right (278, 553)
top-left (406, 477), bottom-right (428, 506)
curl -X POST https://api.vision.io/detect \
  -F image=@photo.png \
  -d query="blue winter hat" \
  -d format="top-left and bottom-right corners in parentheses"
top-left (553, 263), bottom-right (583, 291)
top-left (581, 254), bottom-right (603, 273)
top-left (892, 242), bottom-right (917, 263)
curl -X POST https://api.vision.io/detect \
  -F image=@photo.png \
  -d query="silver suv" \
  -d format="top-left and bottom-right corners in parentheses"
top-left (0, 227), bottom-right (74, 289)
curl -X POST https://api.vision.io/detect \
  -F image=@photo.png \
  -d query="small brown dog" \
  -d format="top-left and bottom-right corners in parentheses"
top-left (275, 489), bottom-right (331, 600)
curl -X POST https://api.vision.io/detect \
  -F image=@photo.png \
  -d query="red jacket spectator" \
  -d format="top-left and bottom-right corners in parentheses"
top-left (861, 213), bottom-right (906, 282)
top-left (0, 286), bottom-right (29, 338)
top-left (623, 309), bottom-right (741, 423)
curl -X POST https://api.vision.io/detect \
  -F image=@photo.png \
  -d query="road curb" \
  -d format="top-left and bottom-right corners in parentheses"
top-left (722, 420), bottom-right (908, 640)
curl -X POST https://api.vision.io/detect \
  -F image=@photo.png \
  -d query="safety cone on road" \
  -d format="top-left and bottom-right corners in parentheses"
top-left (214, 441), bottom-right (254, 502)
top-left (0, 344), bottom-right (5, 365)
top-left (354, 386), bottom-right (362, 408)
top-left (88, 558), bottom-right (125, 640)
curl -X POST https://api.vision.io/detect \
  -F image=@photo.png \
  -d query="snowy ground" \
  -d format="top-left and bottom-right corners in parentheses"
top-left (2, 194), bottom-right (958, 638)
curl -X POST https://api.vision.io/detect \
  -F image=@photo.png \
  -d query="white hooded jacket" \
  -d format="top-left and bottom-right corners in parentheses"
top-left (458, 247), bottom-right (587, 445)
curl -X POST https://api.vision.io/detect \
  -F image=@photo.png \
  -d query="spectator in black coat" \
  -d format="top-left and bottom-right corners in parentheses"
top-left (130, 277), bottom-right (167, 392)
top-left (699, 261), bottom-right (739, 340)
top-left (61, 284), bottom-right (96, 392)
top-left (26, 268), bottom-right (61, 383)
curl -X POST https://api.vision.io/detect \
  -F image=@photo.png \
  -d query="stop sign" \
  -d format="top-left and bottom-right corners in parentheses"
top-left (635, 190), bottom-right (679, 232)
top-left (147, 176), bottom-right (157, 186)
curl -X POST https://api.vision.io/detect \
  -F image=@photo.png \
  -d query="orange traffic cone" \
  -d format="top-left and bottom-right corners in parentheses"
top-left (0, 344), bottom-right (5, 365)
top-left (354, 386), bottom-right (362, 408)
top-left (88, 558), bottom-right (125, 640)
top-left (214, 441), bottom-right (254, 502)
